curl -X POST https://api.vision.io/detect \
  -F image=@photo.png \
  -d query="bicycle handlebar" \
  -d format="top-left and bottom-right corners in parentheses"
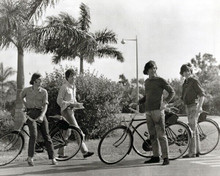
top-left (128, 107), bottom-right (139, 114)
top-left (128, 103), bottom-right (180, 114)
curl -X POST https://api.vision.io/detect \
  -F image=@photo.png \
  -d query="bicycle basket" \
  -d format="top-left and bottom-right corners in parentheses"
top-left (198, 111), bottom-right (208, 122)
top-left (165, 112), bottom-right (178, 125)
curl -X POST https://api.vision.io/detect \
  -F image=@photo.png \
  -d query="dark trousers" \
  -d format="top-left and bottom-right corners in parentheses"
top-left (26, 116), bottom-right (54, 159)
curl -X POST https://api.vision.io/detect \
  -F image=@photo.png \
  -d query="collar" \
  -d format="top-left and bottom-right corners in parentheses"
top-left (64, 79), bottom-right (74, 88)
top-left (32, 86), bottom-right (42, 92)
top-left (148, 76), bottom-right (160, 80)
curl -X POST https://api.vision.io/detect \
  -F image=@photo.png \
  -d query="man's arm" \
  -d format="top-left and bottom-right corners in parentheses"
top-left (162, 79), bottom-right (175, 103)
top-left (57, 85), bottom-right (71, 111)
top-left (20, 88), bottom-right (27, 108)
top-left (37, 90), bottom-right (49, 122)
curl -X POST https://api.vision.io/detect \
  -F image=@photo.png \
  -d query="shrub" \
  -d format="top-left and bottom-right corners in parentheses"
top-left (42, 67), bottom-right (123, 139)
top-left (0, 110), bottom-right (14, 135)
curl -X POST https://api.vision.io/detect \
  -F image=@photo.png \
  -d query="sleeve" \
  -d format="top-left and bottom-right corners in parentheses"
top-left (57, 85), bottom-right (71, 111)
top-left (193, 79), bottom-right (205, 97)
top-left (161, 78), bottom-right (175, 103)
top-left (21, 88), bottom-right (27, 99)
top-left (73, 86), bottom-right (77, 102)
top-left (138, 95), bottom-right (146, 105)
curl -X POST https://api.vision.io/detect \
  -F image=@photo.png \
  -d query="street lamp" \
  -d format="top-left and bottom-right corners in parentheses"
top-left (121, 36), bottom-right (139, 112)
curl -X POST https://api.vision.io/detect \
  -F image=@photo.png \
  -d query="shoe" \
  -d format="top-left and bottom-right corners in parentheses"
top-left (35, 147), bottom-right (44, 153)
top-left (83, 151), bottom-right (94, 158)
top-left (162, 158), bottom-right (170, 165)
top-left (144, 156), bottom-right (160, 164)
top-left (182, 154), bottom-right (196, 158)
top-left (196, 153), bottom-right (200, 157)
top-left (51, 158), bottom-right (58, 165)
top-left (27, 158), bottom-right (34, 166)
top-left (57, 155), bottom-right (69, 159)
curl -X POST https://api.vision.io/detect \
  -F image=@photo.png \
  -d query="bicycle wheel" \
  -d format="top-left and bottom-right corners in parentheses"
top-left (98, 125), bottom-right (133, 164)
top-left (166, 121), bottom-right (191, 160)
top-left (198, 118), bottom-right (220, 155)
top-left (51, 125), bottom-right (83, 161)
top-left (0, 131), bottom-right (24, 166)
top-left (132, 121), bottom-right (153, 158)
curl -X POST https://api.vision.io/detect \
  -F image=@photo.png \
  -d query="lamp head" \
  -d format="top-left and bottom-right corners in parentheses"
top-left (121, 39), bottom-right (126, 44)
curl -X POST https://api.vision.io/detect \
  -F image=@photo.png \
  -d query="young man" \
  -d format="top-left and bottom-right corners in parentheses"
top-left (21, 73), bottom-right (57, 166)
top-left (180, 64), bottom-right (205, 158)
top-left (57, 69), bottom-right (94, 158)
top-left (139, 60), bottom-right (175, 165)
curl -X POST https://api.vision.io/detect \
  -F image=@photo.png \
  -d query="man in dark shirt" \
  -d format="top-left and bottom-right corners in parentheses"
top-left (180, 64), bottom-right (205, 158)
top-left (139, 60), bottom-right (175, 165)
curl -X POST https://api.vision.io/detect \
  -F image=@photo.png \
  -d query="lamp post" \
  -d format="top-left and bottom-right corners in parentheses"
top-left (121, 36), bottom-right (139, 112)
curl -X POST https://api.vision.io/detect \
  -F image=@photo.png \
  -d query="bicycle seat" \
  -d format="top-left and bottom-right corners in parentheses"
top-left (49, 115), bottom-right (70, 130)
top-left (165, 111), bottom-right (178, 125)
top-left (198, 111), bottom-right (208, 122)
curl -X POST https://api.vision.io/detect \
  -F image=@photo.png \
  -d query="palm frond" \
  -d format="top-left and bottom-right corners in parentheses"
top-left (0, 62), bottom-right (16, 82)
top-left (78, 3), bottom-right (91, 31)
top-left (94, 29), bottom-right (117, 44)
top-left (0, 0), bottom-right (28, 48)
top-left (24, 11), bottom-right (97, 52)
top-left (96, 45), bottom-right (124, 62)
top-left (27, 0), bottom-right (59, 21)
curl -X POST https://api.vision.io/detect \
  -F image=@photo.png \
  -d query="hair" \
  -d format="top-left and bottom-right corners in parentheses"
top-left (143, 60), bottom-right (157, 75)
top-left (180, 63), bottom-right (193, 76)
top-left (65, 69), bottom-right (77, 80)
top-left (30, 73), bottom-right (42, 85)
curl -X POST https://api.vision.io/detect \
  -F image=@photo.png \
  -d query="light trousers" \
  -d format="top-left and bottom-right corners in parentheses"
top-left (186, 104), bottom-right (200, 156)
top-left (58, 108), bottom-right (88, 156)
top-left (146, 109), bottom-right (169, 159)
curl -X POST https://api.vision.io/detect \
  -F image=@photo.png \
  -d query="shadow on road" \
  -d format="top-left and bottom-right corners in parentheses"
top-left (2, 158), bottom-right (163, 176)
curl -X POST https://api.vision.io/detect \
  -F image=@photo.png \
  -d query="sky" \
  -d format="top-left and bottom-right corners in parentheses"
top-left (1, 0), bottom-right (220, 86)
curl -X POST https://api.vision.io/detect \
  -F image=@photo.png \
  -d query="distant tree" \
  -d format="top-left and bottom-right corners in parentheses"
top-left (118, 74), bottom-right (129, 86)
top-left (0, 63), bottom-right (16, 109)
top-left (190, 53), bottom-right (220, 84)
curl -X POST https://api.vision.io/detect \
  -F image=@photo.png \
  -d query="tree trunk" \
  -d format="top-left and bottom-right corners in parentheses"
top-left (14, 46), bottom-right (25, 130)
top-left (1, 83), bottom-right (3, 109)
top-left (80, 57), bottom-right (84, 74)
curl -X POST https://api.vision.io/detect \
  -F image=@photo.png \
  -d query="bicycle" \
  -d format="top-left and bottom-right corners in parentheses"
top-left (195, 111), bottom-right (220, 155)
top-left (0, 112), bottom-right (83, 166)
top-left (98, 106), bottom-right (192, 164)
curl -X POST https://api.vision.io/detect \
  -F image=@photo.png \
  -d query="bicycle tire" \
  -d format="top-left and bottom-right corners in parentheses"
top-left (133, 121), bottom-right (191, 160)
top-left (198, 118), bottom-right (220, 155)
top-left (51, 125), bottom-right (83, 161)
top-left (98, 125), bottom-right (133, 164)
top-left (166, 121), bottom-right (191, 160)
top-left (0, 131), bottom-right (24, 166)
top-left (132, 121), bottom-right (153, 158)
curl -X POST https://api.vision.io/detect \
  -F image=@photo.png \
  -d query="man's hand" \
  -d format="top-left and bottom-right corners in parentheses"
top-left (37, 115), bottom-right (44, 123)
top-left (69, 102), bottom-right (84, 109)
top-left (195, 107), bottom-right (203, 118)
top-left (160, 101), bottom-right (168, 110)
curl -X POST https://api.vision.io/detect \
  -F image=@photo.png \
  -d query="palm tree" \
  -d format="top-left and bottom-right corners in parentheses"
top-left (39, 3), bottom-right (124, 74)
top-left (0, 0), bottom-right (60, 127)
top-left (27, 12), bottom-right (97, 66)
top-left (0, 62), bottom-right (16, 109)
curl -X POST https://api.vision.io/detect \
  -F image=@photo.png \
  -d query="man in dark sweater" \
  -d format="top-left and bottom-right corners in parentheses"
top-left (139, 60), bottom-right (175, 165)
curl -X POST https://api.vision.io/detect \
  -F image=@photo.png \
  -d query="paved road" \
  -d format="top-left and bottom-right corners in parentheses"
top-left (1, 115), bottom-right (220, 176)
top-left (1, 152), bottom-right (220, 176)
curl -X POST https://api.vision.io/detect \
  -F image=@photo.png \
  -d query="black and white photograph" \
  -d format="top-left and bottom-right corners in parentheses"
top-left (0, 0), bottom-right (220, 175)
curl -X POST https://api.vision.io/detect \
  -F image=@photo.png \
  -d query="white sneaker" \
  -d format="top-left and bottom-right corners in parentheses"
top-left (51, 158), bottom-right (58, 165)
